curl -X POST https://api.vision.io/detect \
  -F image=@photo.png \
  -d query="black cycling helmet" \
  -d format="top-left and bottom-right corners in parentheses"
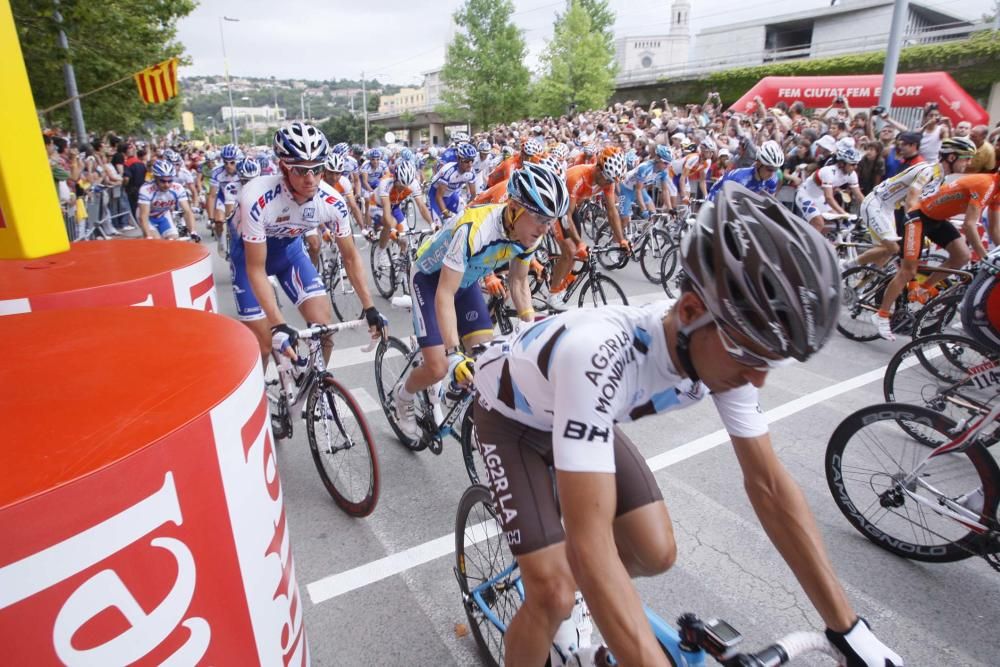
top-left (681, 181), bottom-right (840, 361)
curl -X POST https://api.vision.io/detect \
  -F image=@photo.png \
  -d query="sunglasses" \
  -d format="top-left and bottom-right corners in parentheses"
top-left (286, 163), bottom-right (325, 176)
top-left (224, 160), bottom-right (237, 165)
top-left (716, 325), bottom-right (792, 370)
top-left (156, 177), bottom-right (173, 184)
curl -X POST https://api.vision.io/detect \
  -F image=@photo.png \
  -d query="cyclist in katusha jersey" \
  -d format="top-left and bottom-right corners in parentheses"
top-left (471, 181), bottom-right (902, 667)
top-left (374, 159), bottom-right (434, 258)
top-left (137, 160), bottom-right (198, 240)
top-left (208, 144), bottom-right (243, 241)
top-left (428, 142), bottom-right (479, 226)
top-left (217, 158), bottom-right (261, 258)
top-left (547, 148), bottom-right (628, 312)
top-left (871, 138), bottom-right (989, 340)
top-left (233, 122), bottom-right (385, 364)
top-left (486, 138), bottom-right (544, 189)
top-left (668, 137), bottom-right (715, 205)
top-left (322, 153), bottom-right (366, 236)
top-left (795, 146), bottom-right (865, 233)
top-left (707, 140), bottom-right (783, 202)
top-left (388, 163), bottom-right (569, 441)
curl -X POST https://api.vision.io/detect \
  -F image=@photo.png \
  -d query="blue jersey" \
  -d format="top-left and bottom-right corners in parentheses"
top-left (439, 147), bottom-right (458, 164)
top-left (707, 166), bottom-right (779, 202)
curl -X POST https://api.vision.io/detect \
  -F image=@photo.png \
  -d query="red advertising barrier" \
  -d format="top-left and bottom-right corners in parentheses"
top-left (728, 71), bottom-right (988, 125)
top-left (0, 240), bottom-right (217, 315)
top-left (0, 307), bottom-right (308, 665)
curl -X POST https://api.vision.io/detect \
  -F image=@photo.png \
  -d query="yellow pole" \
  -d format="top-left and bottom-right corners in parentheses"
top-left (0, 0), bottom-right (71, 259)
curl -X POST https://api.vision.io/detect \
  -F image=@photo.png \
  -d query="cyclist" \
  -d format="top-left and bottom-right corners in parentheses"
top-left (167, 149), bottom-right (201, 228)
top-left (218, 158), bottom-right (261, 258)
top-left (707, 140), bottom-right (783, 202)
top-left (427, 142), bottom-right (478, 226)
top-left (870, 138), bottom-right (989, 340)
top-left (795, 146), bottom-right (865, 233)
top-left (360, 148), bottom-right (388, 230)
top-left (472, 182), bottom-right (902, 667)
top-left (389, 163), bottom-right (569, 440)
top-left (374, 159), bottom-right (434, 256)
top-left (619, 147), bottom-right (667, 219)
top-left (672, 136), bottom-right (715, 204)
top-left (233, 122), bottom-right (385, 363)
top-left (322, 153), bottom-right (366, 235)
top-left (207, 144), bottom-right (242, 241)
top-left (136, 160), bottom-right (198, 241)
top-left (548, 148), bottom-right (628, 312)
top-left (487, 138), bottom-right (543, 189)
top-left (473, 140), bottom-right (493, 191)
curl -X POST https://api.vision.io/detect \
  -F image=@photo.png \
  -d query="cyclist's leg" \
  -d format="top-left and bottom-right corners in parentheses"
top-left (550, 214), bottom-right (578, 292)
top-left (304, 228), bottom-right (322, 271)
top-left (403, 270), bottom-right (450, 395)
top-left (921, 221), bottom-right (970, 288)
top-left (276, 238), bottom-right (333, 362)
top-left (229, 237), bottom-right (273, 362)
top-left (391, 205), bottom-right (408, 252)
top-left (855, 198), bottom-right (899, 268)
top-left (458, 284), bottom-right (494, 351)
top-left (474, 404), bottom-right (575, 666)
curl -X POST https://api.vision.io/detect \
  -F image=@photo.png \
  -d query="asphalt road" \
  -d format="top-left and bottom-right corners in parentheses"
top-left (203, 232), bottom-right (998, 667)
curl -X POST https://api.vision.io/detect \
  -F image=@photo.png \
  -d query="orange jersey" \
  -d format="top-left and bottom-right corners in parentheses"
top-left (376, 174), bottom-right (421, 206)
top-left (920, 174), bottom-right (1000, 220)
top-left (487, 155), bottom-right (519, 189)
top-left (472, 179), bottom-right (509, 206)
top-left (566, 164), bottom-right (614, 203)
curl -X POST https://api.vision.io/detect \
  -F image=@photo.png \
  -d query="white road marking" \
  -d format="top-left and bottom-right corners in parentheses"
top-left (306, 357), bottom-right (898, 604)
top-left (350, 386), bottom-right (381, 414)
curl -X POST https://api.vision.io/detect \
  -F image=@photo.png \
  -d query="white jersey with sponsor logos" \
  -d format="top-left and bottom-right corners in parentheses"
top-left (798, 164), bottom-right (858, 202)
top-left (237, 175), bottom-right (351, 244)
top-left (209, 164), bottom-right (241, 190)
top-left (431, 162), bottom-right (477, 194)
top-left (138, 181), bottom-right (189, 218)
top-left (175, 166), bottom-right (195, 188)
top-left (871, 161), bottom-right (944, 206)
top-left (475, 302), bottom-right (768, 473)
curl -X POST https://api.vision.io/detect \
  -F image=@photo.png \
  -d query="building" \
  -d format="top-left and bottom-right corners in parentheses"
top-left (615, 1), bottom-right (690, 81)
top-left (694, 0), bottom-right (970, 69)
top-left (422, 68), bottom-right (445, 108)
top-left (220, 106), bottom-right (287, 125)
top-left (377, 86), bottom-right (427, 114)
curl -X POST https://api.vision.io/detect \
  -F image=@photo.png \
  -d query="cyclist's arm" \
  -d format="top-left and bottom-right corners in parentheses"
top-left (179, 198), bottom-right (196, 231)
top-left (414, 196), bottom-right (435, 226)
top-left (206, 184), bottom-right (218, 220)
top-left (244, 241), bottom-right (284, 326)
top-left (822, 185), bottom-right (846, 214)
top-left (508, 258), bottom-right (533, 321)
top-left (988, 207), bottom-right (1000, 248)
top-left (849, 185), bottom-right (864, 209)
top-left (137, 204), bottom-right (158, 239)
top-left (557, 469), bottom-right (672, 667)
top-left (603, 191), bottom-right (626, 244)
top-left (343, 193), bottom-right (365, 228)
top-left (434, 266), bottom-right (464, 351)
top-left (731, 432), bottom-right (855, 632)
top-left (334, 233), bottom-right (376, 311)
top-left (962, 202), bottom-right (989, 260)
top-left (435, 185), bottom-right (449, 216)
top-left (381, 195), bottom-right (393, 225)
top-left (698, 174), bottom-right (709, 200)
top-left (679, 169), bottom-right (691, 202)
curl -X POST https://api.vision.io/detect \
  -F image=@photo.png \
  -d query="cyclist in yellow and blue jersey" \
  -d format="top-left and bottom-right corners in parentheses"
top-left (389, 163), bottom-right (570, 440)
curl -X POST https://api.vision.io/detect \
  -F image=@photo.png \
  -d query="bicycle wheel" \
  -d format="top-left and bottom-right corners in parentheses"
top-left (306, 377), bottom-right (380, 517)
top-left (460, 405), bottom-right (487, 486)
top-left (373, 336), bottom-right (426, 451)
top-left (884, 333), bottom-right (1000, 445)
top-left (912, 290), bottom-right (963, 338)
top-left (593, 222), bottom-right (629, 270)
top-left (325, 259), bottom-right (364, 323)
top-left (826, 403), bottom-right (999, 562)
top-left (578, 274), bottom-right (628, 308)
top-left (837, 265), bottom-right (890, 342)
top-left (370, 242), bottom-right (398, 299)
top-left (660, 243), bottom-right (683, 298)
top-left (639, 229), bottom-right (673, 284)
top-left (455, 484), bottom-right (522, 667)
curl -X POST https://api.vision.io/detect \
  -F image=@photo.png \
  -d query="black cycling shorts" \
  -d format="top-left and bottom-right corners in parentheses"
top-left (473, 400), bottom-right (663, 556)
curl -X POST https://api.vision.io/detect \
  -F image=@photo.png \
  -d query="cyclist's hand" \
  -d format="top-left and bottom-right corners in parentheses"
top-left (483, 273), bottom-right (506, 297)
top-left (271, 323), bottom-right (298, 357)
top-left (618, 238), bottom-right (633, 254)
top-left (447, 350), bottom-right (475, 386)
top-left (826, 617), bottom-right (903, 667)
top-left (364, 306), bottom-right (388, 340)
top-left (574, 242), bottom-right (589, 260)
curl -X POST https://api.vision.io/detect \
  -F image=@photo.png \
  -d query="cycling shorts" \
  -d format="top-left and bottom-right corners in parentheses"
top-left (150, 214), bottom-right (177, 237)
top-left (794, 189), bottom-right (829, 220)
top-left (860, 193), bottom-right (901, 243)
top-left (372, 203), bottom-right (407, 231)
top-left (618, 187), bottom-right (652, 217)
top-left (410, 268), bottom-right (492, 348)
top-left (428, 187), bottom-right (461, 224)
top-left (901, 213), bottom-right (962, 262)
top-left (229, 236), bottom-right (325, 321)
top-left (473, 402), bottom-right (663, 556)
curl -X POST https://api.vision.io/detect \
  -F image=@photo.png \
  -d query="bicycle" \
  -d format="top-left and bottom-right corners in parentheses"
top-left (454, 483), bottom-right (843, 666)
top-left (372, 335), bottom-right (483, 486)
top-left (593, 212), bottom-right (674, 283)
top-left (825, 398), bottom-right (1000, 570)
top-left (543, 244), bottom-right (630, 310)
top-left (837, 261), bottom-right (972, 341)
top-left (266, 320), bottom-right (380, 517)
top-left (369, 228), bottom-right (431, 300)
top-left (318, 237), bottom-right (363, 323)
top-left (821, 212), bottom-right (869, 266)
top-left (883, 332), bottom-right (1000, 446)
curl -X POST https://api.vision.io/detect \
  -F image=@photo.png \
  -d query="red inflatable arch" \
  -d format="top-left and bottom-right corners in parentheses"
top-left (728, 71), bottom-right (988, 125)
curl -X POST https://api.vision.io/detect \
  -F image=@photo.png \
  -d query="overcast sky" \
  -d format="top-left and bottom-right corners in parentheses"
top-left (176, 0), bottom-right (991, 86)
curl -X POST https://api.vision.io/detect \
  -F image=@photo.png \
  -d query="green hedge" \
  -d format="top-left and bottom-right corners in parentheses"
top-left (629, 31), bottom-right (1000, 105)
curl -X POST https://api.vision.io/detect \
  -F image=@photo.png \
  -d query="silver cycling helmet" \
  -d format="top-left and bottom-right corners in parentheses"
top-left (757, 140), bottom-right (785, 168)
top-left (681, 181), bottom-right (840, 361)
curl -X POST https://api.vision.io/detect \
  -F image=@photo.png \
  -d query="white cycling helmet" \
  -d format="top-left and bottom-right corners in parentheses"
top-left (699, 137), bottom-right (718, 154)
top-left (757, 140), bottom-right (785, 168)
top-left (274, 122), bottom-right (329, 162)
top-left (324, 152), bottom-right (346, 173)
top-left (395, 160), bottom-right (416, 185)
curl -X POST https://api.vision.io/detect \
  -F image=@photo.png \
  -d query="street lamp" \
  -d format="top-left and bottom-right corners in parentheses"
top-left (219, 15), bottom-right (240, 145)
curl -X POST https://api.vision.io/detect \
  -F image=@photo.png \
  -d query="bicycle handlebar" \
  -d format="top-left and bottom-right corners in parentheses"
top-left (296, 318), bottom-right (379, 351)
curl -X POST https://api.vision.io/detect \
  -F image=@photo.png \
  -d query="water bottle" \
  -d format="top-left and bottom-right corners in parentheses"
top-left (277, 354), bottom-right (298, 404)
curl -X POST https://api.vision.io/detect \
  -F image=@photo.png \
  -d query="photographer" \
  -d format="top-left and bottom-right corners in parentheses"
top-left (919, 102), bottom-right (951, 161)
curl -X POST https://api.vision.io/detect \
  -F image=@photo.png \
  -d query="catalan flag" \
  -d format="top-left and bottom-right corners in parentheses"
top-left (134, 58), bottom-right (179, 104)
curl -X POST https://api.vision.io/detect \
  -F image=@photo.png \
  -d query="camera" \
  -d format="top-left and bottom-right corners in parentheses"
top-left (928, 102), bottom-right (939, 111)
top-left (835, 96), bottom-right (844, 104)
top-left (872, 105), bottom-right (885, 116)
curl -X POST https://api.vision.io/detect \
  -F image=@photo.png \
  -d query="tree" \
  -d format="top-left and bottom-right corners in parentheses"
top-left (11, 0), bottom-right (195, 137)
top-left (574, 0), bottom-right (615, 53)
top-left (319, 111), bottom-right (384, 146)
top-left (532, 0), bottom-right (618, 118)
top-left (440, 0), bottom-right (531, 128)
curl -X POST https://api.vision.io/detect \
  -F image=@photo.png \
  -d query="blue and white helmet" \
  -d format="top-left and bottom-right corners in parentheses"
top-left (456, 142), bottom-right (477, 161)
top-left (151, 159), bottom-right (175, 178)
top-left (273, 122), bottom-right (329, 162)
top-left (625, 149), bottom-right (639, 169)
top-left (836, 147), bottom-right (862, 164)
top-left (164, 149), bottom-right (181, 164)
top-left (507, 162), bottom-right (569, 219)
top-left (477, 140), bottom-right (492, 153)
top-left (400, 147), bottom-right (415, 163)
top-left (367, 148), bottom-right (383, 161)
top-left (237, 158), bottom-right (261, 180)
top-left (325, 153), bottom-right (346, 173)
top-left (451, 131), bottom-right (470, 144)
top-left (220, 144), bottom-right (241, 161)
top-left (332, 142), bottom-right (350, 155)
top-left (655, 144), bottom-right (672, 161)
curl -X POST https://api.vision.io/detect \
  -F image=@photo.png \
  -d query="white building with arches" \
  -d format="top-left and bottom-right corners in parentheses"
top-left (614, 0), bottom-right (691, 79)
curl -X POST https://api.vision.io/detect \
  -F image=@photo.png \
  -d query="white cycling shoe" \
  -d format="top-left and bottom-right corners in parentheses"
top-left (390, 388), bottom-right (420, 440)
top-left (546, 290), bottom-right (570, 312)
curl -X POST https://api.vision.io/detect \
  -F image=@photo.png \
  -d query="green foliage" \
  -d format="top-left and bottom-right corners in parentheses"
top-left (533, 0), bottom-right (618, 118)
top-left (12, 0), bottom-right (195, 137)
top-left (569, 0), bottom-right (615, 53)
top-left (440, 0), bottom-right (531, 128)
top-left (319, 112), bottom-right (385, 146)
top-left (693, 31), bottom-right (1000, 104)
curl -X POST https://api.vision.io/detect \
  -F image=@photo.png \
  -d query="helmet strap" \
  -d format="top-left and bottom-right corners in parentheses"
top-left (675, 311), bottom-right (713, 384)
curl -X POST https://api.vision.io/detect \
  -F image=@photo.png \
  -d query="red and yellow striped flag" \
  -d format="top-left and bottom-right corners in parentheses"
top-left (134, 58), bottom-right (179, 104)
